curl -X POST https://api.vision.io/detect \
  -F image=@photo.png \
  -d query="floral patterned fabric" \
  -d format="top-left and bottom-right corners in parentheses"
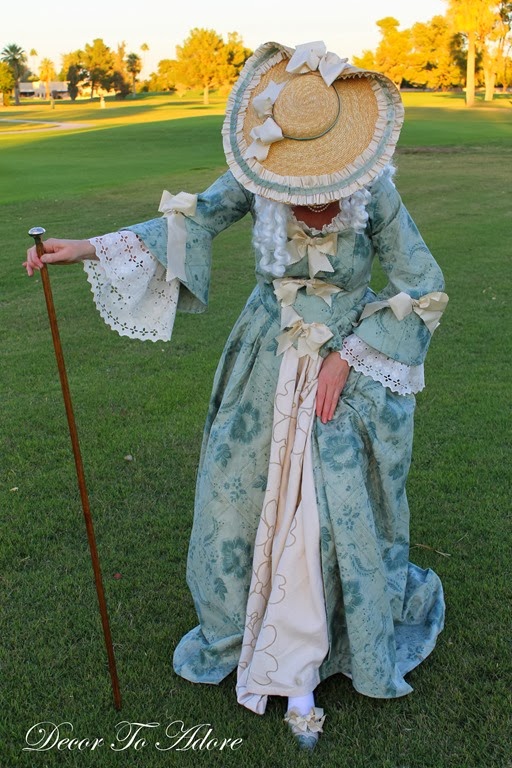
top-left (123, 169), bottom-right (446, 702)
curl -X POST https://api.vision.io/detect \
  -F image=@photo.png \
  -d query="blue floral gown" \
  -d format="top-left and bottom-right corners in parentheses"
top-left (86, 167), bottom-right (446, 713)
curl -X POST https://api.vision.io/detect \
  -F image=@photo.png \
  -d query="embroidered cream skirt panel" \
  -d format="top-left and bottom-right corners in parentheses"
top-left (237, 345), bottom-right (329, 713)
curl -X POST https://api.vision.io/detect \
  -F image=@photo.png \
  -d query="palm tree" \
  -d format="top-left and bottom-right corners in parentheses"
top-left (29, 48), bottom-right (38, 78)
top-left (39, 58), bottom-right (56, 99)
top-left (140, 42), bottom-right (149, 76)
top-left (126, 53), bottom-right (142, 95)
top-left (1, 43), bottom-right (27, 105)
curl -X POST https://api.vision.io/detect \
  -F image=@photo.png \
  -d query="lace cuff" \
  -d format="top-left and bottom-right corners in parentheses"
top-left (84, 231), bottom-right (180, 341)
top-left (339, 334), bottom-right (425, 395)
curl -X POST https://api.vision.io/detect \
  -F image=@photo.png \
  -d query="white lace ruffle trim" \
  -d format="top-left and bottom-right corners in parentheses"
top-left (84, 232), bottom-right (423, 392)
top-left (340, 334), bottom-right (425, 395)
top-left (84, 231), bottom-right (179, 341)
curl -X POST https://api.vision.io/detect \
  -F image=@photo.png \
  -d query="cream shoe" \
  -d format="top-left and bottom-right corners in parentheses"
top-left (284, 707), bottom-right (325, 750)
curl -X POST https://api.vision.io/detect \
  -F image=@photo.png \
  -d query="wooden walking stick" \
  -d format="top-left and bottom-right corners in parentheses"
top-left (28, 227), bottom-right (122, 711)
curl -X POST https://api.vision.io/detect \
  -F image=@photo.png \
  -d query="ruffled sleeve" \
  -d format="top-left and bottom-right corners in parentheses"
top-left (339, 334), bottom-right (425, 395)
top-left (84, 171), bottom-right (252, 341)
top-left (125, 170), bottom-right (252, 314)
top-left (84, 231), bottom-right (179, 341)
top-left (353, 173), bottom-right (447, 366)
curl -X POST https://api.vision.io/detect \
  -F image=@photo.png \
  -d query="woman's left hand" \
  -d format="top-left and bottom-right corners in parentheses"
top-left (316, 352), bottom-right (350, 424)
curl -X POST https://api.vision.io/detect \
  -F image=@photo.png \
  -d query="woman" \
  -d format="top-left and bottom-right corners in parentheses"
top-left (25, 41), bottom-right (448, 750)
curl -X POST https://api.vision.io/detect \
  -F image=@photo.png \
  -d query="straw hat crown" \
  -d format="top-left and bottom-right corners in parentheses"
top-left (222, 41), bottom-right (404, 205)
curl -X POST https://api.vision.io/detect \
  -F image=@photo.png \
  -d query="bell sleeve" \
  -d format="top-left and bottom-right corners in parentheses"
top-left (84, 171), bottom-right (252, 341)
top-left (352, 172), bottom-right (448, 366)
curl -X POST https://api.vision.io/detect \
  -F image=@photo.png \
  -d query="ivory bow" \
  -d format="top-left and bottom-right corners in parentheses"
top-left (286, 41), bottom-right (349, 86)
top-left (158, 190), bottom-right (197, 283)
top-left (287, 227), bottom-right (337, 278)
top-left (244, 117), bottom-right (284, 161)
top-left (252, 80), bottom-right (286, 118)
top-left (276, 316), bottom-right (333, 359)
top-left (273, 277), bottom-right (342, 307)
top-left (284, 707), bottom-right (326, 734)
top-left (358, 291), bottom-right (449, 333)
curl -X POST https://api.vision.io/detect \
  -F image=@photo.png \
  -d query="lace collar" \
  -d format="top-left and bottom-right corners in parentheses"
top-left (289, 205), bottom-right (349, 236)
top-left (288, 164), bottom-right (395, 237)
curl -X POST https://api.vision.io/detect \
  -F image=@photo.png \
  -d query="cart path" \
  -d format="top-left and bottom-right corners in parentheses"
top-left (0, 118), bottom-right (90, 134)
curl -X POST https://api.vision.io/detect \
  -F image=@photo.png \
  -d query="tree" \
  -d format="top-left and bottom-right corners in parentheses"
top-left (148, 58), bottom-right (178, 91)
top-left (66, 64), bottom-right (85, 100)
top-left (60, 50), bottom-right (83, 80)
top-left (175, 28), bottom-right (229, 104)
top-left (39, 58), bottom-right (56, 98)
top-left (352, 50), bottom-right (376, 70)
top-left (224, 32), bottom-right (252, 85)
top-left (140, 42), bottom-right (149, 74)
top-left (495, 1), bottom-right (512, 88)
top-left (0, 61), bottom-right (15, 105)
top-left (61, 51), bottom-right (86, 100)
top-left (1, 43), bottom-right (27, 105)
top-left (112, 42), bottom-right (130, 99)
top-left (354, 18), bottom-right (413, 88)
top-left (83, 38), bottom-right (115, 98)
top-left (409, 16), bottom-right (463, 90)
top-left (126, 52), bottom-right (142, 95)
top-left (481, 1), bottom-right (512, 98)
top-left (29, 48), bottom-right (38, 77)
top-left (445, 0), bottom-right (498, 105)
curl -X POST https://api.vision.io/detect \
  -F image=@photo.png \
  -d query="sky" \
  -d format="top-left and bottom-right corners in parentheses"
top-left (3, 0), bottom-right (447, 78)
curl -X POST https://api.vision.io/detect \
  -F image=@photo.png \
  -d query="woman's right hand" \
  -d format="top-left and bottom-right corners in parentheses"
top-left (24, 238), bottom-right (97, 277)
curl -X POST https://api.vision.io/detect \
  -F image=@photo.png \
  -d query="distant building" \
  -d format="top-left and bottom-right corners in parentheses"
top-left (19, 81), bottom-right (69, 99)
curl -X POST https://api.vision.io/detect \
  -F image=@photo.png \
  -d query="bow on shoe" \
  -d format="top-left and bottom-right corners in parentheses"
top-left (284, 707), bottom-right (326, 734)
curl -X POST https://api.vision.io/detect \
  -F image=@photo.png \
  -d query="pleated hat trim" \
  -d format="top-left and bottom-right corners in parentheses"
top-left (222, 41), bottom-right (404, 205)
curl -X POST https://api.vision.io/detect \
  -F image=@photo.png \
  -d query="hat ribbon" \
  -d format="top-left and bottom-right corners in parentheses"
top-left (286, 41), bottom-right (349, 87)
top-left (158, 190), bottom-right (197, 283)
top-left (252, 80), bottom-right (286, 118)
top-left (358, 291), bottom-right (449, 333)
top-left (273, 277), bottom-right (342, 307)
top-left (244, 117), bottom-right (284, 161)
top-left (287, 227), bottom-right (337, 278)
top-left (276, 313), bottom-right (333, 359)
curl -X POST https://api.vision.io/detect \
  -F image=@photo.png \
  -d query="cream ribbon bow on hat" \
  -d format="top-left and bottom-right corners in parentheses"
top-left (358, 291), bottom-right (449, 333)
top-left (287, 225), bottom-right (337, 278)
top-left (159, 190), bottom-right (197, 283)
top-left (286, 41), bottom-right (349, 86)
top-left (252, 80), bottom-right (286, 118)
top-left (244, 117), bottom-right (284, 161)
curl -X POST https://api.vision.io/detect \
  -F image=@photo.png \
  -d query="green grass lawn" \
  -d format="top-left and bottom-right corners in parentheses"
top-left (1, 92), bottom-right (511, 768)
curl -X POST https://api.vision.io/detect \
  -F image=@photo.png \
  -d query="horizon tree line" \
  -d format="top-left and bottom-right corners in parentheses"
top-left (1, 2), bottom-right (512, 107)
top-left (0, 40), bottom-right (147, 104)
top-left (354, 0), bottom-right (512, 106)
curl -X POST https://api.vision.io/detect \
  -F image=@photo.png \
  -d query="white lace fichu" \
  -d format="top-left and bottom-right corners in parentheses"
top-left (340, 335), bottom-right (425, 395)
top-left (84, 231), bottom-right (180, 341)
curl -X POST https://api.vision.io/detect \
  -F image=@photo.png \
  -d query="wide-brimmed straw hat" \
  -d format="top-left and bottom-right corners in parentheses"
top-left (222, 41), bottom-right (404, 205)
